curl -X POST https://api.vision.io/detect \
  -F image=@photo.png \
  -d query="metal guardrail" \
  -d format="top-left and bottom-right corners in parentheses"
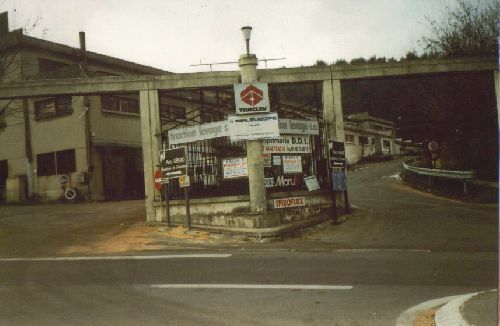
top-left (403, 158), bottom-right (476, 180)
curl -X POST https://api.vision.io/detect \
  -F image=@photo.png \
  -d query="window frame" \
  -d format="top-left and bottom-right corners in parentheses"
top-left (101, 94), bottom-right (140, 116)
top-left (34, 96), bottom-right (73, 120)
top-left (36, 149), bottom-right (76, 176)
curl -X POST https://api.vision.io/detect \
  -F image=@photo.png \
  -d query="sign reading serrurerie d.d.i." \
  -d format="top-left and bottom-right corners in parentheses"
top-left (234, 83), bottom-right (270, 115)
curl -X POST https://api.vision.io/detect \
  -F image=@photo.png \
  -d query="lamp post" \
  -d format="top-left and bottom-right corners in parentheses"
top-left (238, 26), bottom-right (267, 213)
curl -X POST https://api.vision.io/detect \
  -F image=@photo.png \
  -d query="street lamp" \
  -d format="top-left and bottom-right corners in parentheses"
top-left (241, 26), bottom-right (252, 55)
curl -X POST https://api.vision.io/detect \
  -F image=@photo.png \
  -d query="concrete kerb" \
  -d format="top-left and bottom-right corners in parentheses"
top-left (434, 289), bottom-right (497, 326)
top-left (396, 289), bottom-right (497, 326)
top-left (146, 209), bottom-right (340, 240)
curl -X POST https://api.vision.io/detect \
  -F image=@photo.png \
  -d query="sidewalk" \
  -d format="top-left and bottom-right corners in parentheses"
top-left (460, 290), bottom-right (497, 326)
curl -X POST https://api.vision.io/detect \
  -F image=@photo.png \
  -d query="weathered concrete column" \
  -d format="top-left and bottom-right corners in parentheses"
top-left (322, 79), bottom-right (345, 141)
top-left (239, 54), bottom-right (267, 213)
top-left (139, 89), bottom-right (162, 222)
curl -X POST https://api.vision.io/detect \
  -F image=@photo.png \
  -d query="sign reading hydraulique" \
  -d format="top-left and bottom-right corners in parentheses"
top-left (228, 112), bottom-right (280, 141)
top-left (234, 83), bottom-right (270, 115)
top-left (168, 118), bottom-right (319, 145)
top-left (160, 146), bottom-right (187, 179)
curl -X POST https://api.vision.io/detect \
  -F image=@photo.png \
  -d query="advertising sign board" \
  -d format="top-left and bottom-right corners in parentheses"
top-left (222, 157), bottom-right (248, 179)
top-left (160, 147), bottom-right (187, 179)
top-left (331, 171), bottom-right (347, 191)
top-left (263, 136), bottom-right (311, 154)
top-left (234, 83), bottom-right (270, 115)
top-left (167, 118), bottom-right (318, 145)
top-left (273, 196), bottom-right (306, 209)
top-left (282, 155), bottom-right (302, 173)
top-left (304, 175), bottom-right (320, 191)
top-left (328, 140), bottom-right (346, 168)
top-left (278, 118), bottom-right (319, 135)
top-left (228, 112), bottom-right (279, 141)
top-left (168, 120), bottom-right (228, 145)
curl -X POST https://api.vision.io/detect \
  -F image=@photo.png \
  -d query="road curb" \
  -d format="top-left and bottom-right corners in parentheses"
top-left (396, 294), bottom-right (463, 326)
top-left (434, 289), bottom-right (496, 326)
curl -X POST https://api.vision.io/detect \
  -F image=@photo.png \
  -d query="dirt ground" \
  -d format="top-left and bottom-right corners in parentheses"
top-left (0, 200), bottom-right (246, 257)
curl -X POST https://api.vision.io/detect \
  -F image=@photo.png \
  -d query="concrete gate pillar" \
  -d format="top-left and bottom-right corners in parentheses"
top-left (239, 54), bottom-right (267, 213)
top-left (139, 89), bottom-right (162, 222)
top-left (322, 79), bottom-right (345, 141)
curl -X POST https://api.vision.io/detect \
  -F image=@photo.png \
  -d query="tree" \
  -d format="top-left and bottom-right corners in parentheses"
top-left (420, 0), bottom-right (499, 57)
top-left (314, 59), bottom-right (328, 67)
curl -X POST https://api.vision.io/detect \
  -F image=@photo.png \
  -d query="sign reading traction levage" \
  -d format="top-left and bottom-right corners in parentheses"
top-left (234, 83), bottom-right (270, 115)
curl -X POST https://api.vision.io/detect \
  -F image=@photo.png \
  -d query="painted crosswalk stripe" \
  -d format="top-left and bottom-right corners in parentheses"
top-left (0, 254), bottom-right (232, 262)
top-left (151, 284), bottom-right (353, 290)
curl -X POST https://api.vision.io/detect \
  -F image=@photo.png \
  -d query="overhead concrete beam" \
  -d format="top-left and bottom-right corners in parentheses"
top-left (259, 56), bottom-right (497, 82)
top-left (0, 71), bottom-right (240, 99)
top-left (0, 57), bottom-right (495, 99)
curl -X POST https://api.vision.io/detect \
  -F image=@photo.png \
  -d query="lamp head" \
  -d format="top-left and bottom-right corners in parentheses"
top-left (241, 26), bottom-right (252, 41)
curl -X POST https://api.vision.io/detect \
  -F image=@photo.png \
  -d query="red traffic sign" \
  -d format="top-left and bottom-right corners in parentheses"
top-left (428, 141), bottom-right (439, 152)
top-left (240, 84), bottom-right (263, 106)
top-left (154, 169), bottom-right (162, 190)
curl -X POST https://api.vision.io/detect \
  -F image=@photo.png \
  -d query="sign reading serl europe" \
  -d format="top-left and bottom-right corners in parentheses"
top-left (234, 83), bottom-right (270, 115)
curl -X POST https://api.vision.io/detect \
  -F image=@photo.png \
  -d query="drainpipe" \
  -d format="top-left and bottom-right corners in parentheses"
top-left (18, 37), bottom-right (33, 199)
top-left (79, 31), bottom-right (93, 199)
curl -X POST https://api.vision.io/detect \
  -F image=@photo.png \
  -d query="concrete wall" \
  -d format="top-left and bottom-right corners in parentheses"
top-left (29, 96), bottom-right (88, 200)
top-left (89, 95), bottom-right (142, 147)
top-left (153, 191), bottom-right (331, 229)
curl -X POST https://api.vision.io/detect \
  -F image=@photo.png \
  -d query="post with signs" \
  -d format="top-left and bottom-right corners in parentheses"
top-left (237, 53), bottom-right (269, 213)
top-left (328, 140), bottom-right (350, 223)
top-left (160, 147), bottom-right (190, 228)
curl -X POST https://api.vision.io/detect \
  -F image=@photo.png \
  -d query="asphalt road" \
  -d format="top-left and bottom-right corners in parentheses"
top-left (0, 250), bottom-right (496, 325)
top-left (297, 158), bottom-right (498, 252)
top-left (0, 158), bottom-right (497, 325)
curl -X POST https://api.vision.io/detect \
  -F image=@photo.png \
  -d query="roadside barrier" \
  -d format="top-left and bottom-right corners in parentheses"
top-left (402, 158), bottom-right (475, 195)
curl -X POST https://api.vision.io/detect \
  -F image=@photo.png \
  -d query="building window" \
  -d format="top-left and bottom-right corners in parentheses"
top-left (383, 140), bottom-right (391, 148)
top-left (101, 94), bottom-right (139, 115)
top-left (56, 150), bottom-right (76, 174)
top-left (37, 149), bottom-right (76, 176)
top-left (34, 97), bottom-right (72, 119)
top-left (160, 103), bottom-right (187, 121)
top-left (359, 136), bottom-right (369, 145)
top-left (345, 134), bottom-right (355, 144)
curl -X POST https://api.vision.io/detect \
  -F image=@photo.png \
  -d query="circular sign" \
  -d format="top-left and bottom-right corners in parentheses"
top-left (64, 188), bottom-right (77, 200)
top-left (60, 175), bottom-right (68, 185)
top-left (154, 169), bottom-right (163, 190)
top-left (427, 141), bottom-right (439, 152)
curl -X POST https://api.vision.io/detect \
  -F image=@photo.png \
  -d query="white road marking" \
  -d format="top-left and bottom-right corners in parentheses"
top-left (151, 284), bottom-right (352, 290)
top-left (0, 254), bottom-right (232, 262)
top-left (333, 248), bottom-right (431, 253)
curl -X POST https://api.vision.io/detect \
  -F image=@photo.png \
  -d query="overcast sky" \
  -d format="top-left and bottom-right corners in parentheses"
top-left (2, 0), bottom-right (462, 73)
